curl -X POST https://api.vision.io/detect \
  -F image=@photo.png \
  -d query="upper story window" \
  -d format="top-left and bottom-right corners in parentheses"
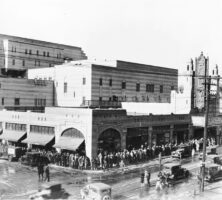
top-left (14, 98), bottom-right (20, 106)
top-left (146, 84), bottom-right (154, 92)
top-left (171, 86), bottom-right (175, 90)
top-left (29, 50), bottom-right (32, 55)
top-left (47, 52), bottom-right (50, 57)
top-left (35, 60), bottom-right (40, 66)
top-left (136, 83), bottom-right (140, 92)
top-left (83, 77), bottom-right (86, 85)
top-left (64, 82), bottom-right (67, 93)
top-left (25, 49), bottom-right (28, 54)
top-left (99, 78), bottom-right (103, 86)
top-left (12, 46), bottom-right (16, 52)
top-left (22, 60), bottom-right (25, 66)
top-left (2, 98), bottom-right (4, 105)
top-left (43, 51), bottom-right (46, 57)
top-left (36, 50), bottom-right (39, 56)
top-left (160, 85), bottom-right (163, 93)
top-left (12, 59), bottom-right (15, 65)
top-left (122, 81), bottom-right (126, 89)
top-left (109, 79), bottom-right (112, 87)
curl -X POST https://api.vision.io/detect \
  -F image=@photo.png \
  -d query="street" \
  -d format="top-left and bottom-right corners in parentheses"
top-left (1, 157), bottom-right (222, 200)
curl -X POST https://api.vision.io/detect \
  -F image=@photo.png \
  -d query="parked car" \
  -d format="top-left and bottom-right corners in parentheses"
top-left (80, 182), bottom-right (111, 200)
top-left (163, 162), bottom-right (190, 183)
top-left (200, 163), bottom-right (222, 182)
top-left (20, 152), bottom-right (41, 167)
top-left (171, 145), bottom-right (191, 159)
top-left (7, 146), bottom-right (25, 161)
top-left (206, 154), bottom-right (222, 165)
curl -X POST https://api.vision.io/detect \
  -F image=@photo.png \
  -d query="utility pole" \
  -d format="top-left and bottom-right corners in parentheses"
top-left (200, 76), bottom-right (211, 192)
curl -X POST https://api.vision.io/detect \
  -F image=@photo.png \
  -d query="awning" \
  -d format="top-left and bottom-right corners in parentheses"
top-left (53, 136), bottom-right (84, 151)
top-left (0, 130), bottom-right (26, 142)
top-left (22, 133), bottom-right (54, 146)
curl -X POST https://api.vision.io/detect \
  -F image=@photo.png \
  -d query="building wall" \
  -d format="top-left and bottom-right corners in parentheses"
top-left (0, 34), bottom-right (87, 73)
top-left (91, 61), bottom-right (178, 103)
top-left (0, 77), bottom-right (54, 109)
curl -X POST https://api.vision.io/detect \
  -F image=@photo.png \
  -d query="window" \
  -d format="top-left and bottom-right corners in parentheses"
top-left (160, 85), bottom-right (163, 93)
top-left (122, 81), bottom-right (126, 89)
top-left (99, 97), bottom-right (102, 101)
top-left (22, 60), bottom-right (25, 66)
top-left (36, 50), bottom-right (39, 56)
top-left (14, 98), bottom-right (20, 105)
top-left (47, 52), bottom-right (50, 57)
top-left (83, 77), bottom-right (86, 85)
top-left (99, 78), bottom-right (103, 86)
top-left (171, 86), bottom-right (175, 90)
top-left (12, 59), bottom-right (15, 65)
top-left (43, 51), bottom-right (46, 56)
top-left (2, 98), bottom-right (4, 105)
top-left (73, 92), bottom-right (75, 98)
top-left (136, 83), bottom-right (140, 92)
top-left (12, 46), bottom-right (16, 52)
top-left (82, 96), bottom-right (85, 103)
top-left (35, 60), bottom-right (40, 66)
top-left (109, 79), bottom-right (112, 87)
top-left (25, 49), bottom-right (28, 54)
top-left (146, 84), bottom-right (154, 92)
top-left (64, 82), bottom-right (67, 93)
top-left (29, 50), bottom-right (32, 55)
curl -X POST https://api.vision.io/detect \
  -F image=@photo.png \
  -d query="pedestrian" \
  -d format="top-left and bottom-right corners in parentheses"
top-left (144, 170), bottom-right (148, 186)
top-left (140, 171), bottom-right (145, 187)
top-left (37, 163), bottom-right (44, 181)
top-left (191, 148), bottom-right (195, 162)
top-left (147, 170), bottom-right (151, 187)
top-left (44, 164), bottom-right (50, 182)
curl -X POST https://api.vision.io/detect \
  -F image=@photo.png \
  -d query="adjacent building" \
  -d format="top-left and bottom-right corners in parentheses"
top-left (0, 34), bottom-right (87, 77)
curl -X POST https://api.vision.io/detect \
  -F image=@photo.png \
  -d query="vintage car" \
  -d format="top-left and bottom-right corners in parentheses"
top-left (7, 146), bottom-right (25, 161)
top-left (171, 145), bottom-right (191, 159)
top-left (206, 154), bottom-right (222, 165)
top-left (162, 162), bottom-right (189, 182)
top-left (201, 163), bottom-right (222, 182)
top-left (20, 152), bottom-right (41, 167)
top-left (80, 182), bottom-right (111, 200)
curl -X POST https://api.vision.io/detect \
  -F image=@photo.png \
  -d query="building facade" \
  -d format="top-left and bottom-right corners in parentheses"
top-left (0, 34), bottom-right (87, 77)
top-left (28, 60), bottom-right (178, 108)
top-left (0, 77), bottom-right (54, 111)
top-left (0, 107), bottom-right (191, 160)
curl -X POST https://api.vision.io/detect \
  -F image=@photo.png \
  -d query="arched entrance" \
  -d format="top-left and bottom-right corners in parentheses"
top-left (54, 128), bottom-right (85, 154)
top-left (98, 128), bottom-right (121, 153)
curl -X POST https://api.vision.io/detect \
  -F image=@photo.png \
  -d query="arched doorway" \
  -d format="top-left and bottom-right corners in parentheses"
top-left (54, 128), bottom-right (85, 154)
top-left (98, 128), bottom-right (121, 153)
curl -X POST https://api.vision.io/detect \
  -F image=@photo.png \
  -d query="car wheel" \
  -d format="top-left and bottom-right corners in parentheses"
top-left (103, 195), bottom-right (111, 200)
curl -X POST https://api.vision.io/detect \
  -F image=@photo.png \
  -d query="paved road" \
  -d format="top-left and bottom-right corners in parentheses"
top-left (1, 157), bottom-right (222, 200)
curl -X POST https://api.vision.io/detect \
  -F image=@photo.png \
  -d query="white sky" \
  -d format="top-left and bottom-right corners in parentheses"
top-left (1, 0), bottom-right (222, 71)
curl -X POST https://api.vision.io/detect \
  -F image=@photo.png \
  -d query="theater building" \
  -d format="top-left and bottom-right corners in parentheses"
top-left (28, 59), bottom-right (178, 107)
top-left (0, 107), bottom-right (191, 160)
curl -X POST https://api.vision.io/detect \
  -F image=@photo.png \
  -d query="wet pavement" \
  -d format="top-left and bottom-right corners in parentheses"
top-left (0, 158), bottom-right (222, 200)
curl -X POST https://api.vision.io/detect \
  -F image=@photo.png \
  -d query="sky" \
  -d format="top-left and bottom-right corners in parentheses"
top-left (1, 0), bottom-right (222, 71)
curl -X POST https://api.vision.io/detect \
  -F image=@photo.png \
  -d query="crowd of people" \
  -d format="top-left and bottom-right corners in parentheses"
top-left (0, 137), bottom-right (217, 172)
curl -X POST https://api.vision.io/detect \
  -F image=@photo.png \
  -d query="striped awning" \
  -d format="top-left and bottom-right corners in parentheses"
top-left (53, 136), bottom-right (84, 151)
top-left (0, 130), bottom-right (26, 142)
top-left (22, 133), bottom-right (54, 146)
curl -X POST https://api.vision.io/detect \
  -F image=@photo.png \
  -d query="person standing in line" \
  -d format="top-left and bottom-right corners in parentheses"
top-left (44, 164), bottom-right (50, 182)
top-left (147, 170), bottom-right (151, 187)
top-left (144, 170), bottom-right (148, 186)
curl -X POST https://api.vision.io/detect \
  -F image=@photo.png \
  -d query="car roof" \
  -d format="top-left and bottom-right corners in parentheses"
top-left (207, 154), bottom-right (220, 158)
top-left (88, 183), bottom-right (111, 190)
top-left (164, 162), bottom-right (181, 168)
top-left (205, 163), bottom-right (220, 168)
